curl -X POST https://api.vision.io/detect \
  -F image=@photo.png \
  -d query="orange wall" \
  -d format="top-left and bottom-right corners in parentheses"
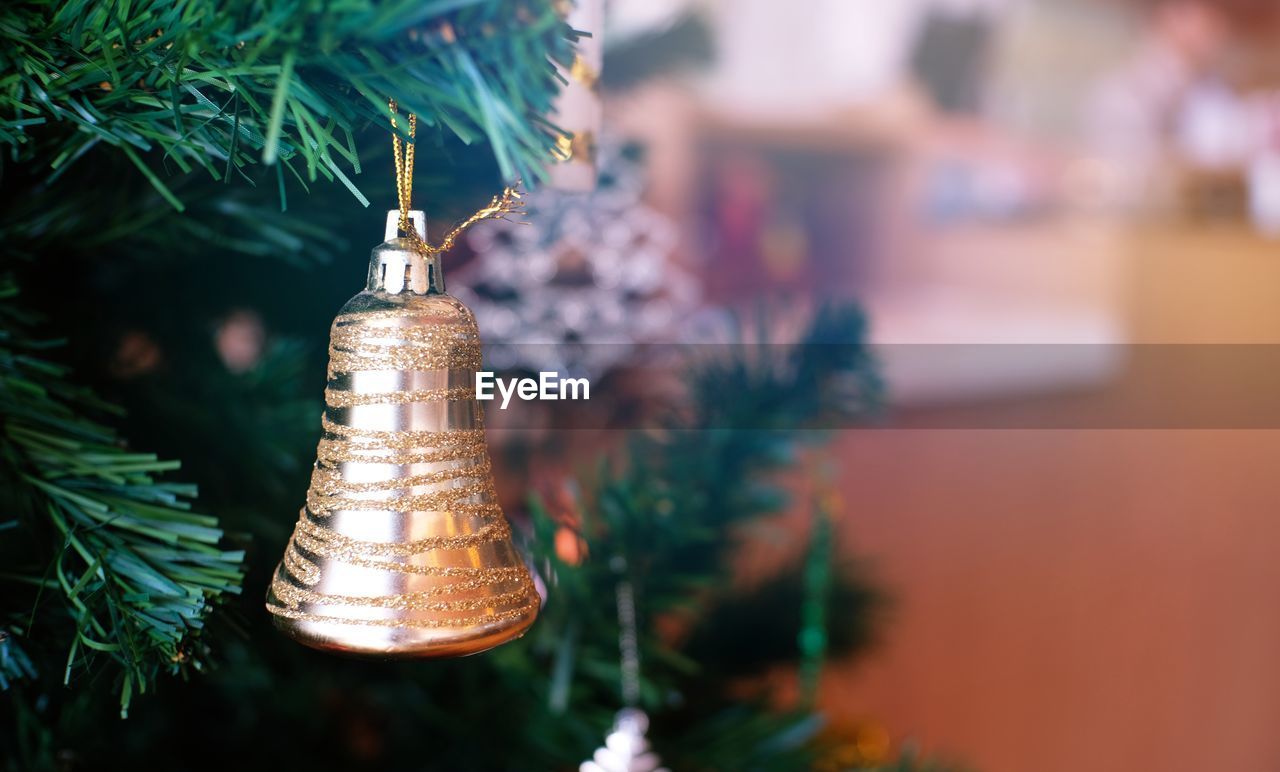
top-left (817, 428), bottom-right (1280, 772)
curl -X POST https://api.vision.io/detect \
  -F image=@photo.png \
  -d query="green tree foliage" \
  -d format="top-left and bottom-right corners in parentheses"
top-left (0, 278), bottom-right (245, 720)
top-left (1, 0), bottom-right (576, 208)
top-left (0, 2), bottom-right (934, 770)
top-left (520, 306), bottom-right (883, 770)
top-left (0, 0), bottom-right (575, 749)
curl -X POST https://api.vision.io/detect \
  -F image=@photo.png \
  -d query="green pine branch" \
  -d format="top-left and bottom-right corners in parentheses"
top-left (523, 304), bottom-right (884, 767)
top-left (0, 276), bottom-right (245, 718)
top-left (0, 0), bottom-right (575, 208)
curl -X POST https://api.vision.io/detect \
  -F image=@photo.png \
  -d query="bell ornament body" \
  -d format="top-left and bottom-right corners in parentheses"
top-left (266, 211), bottom-right (539, 657)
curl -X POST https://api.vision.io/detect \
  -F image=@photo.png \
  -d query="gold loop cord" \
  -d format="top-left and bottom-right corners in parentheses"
top-left (388, 98), bottom-right (422, 250)
top-left (388, 99), bottom-right (525, 256)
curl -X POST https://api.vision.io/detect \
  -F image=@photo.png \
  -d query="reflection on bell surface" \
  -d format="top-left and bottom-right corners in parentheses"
top-left (266, 210), bottom-right (539, 658)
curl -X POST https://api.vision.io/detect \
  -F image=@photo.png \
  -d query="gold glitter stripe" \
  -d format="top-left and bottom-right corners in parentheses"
top-left (334, 556), bottom-right (525, 578)
top-left (316, 441), bottom-right (488, 466)
top-left (307, 479), bottom-right (496, 515)
top-left (330, 323), bottom-right (478, 344)
top-left (306, 498), bottom-right (501, 519)
top-left (310, 460), bottom-right (491, 495)
top-left (324, 385), bottom-right (475, 407)
top-left (294, 516), bottom-right (508, 555)
top-left (320, 415), bottom-right (486, 447)
top-left (290, 531), bottom-right (504, 571)
top-left (270, 578), bottom-right (534, 612)
top-left (264, 602), bottom-right (535, 629)
top-left (331, 332), bottom-right (480, 355)
top-left (292, 531), bottom-right (529, 577)
top-left (327, 347), bottom-right (481, 373)
top-left (284, 541), bottom-right (321, 586)
top-left (334, 310), bottom-right (480, 329)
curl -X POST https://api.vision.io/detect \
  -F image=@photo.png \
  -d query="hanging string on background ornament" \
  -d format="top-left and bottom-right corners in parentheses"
top-left (580, 557), bottom-right (669, 772)
top-left (616, 567), bottom-right (642, 709)
top-left (388, 98), bottom-right (524, 256)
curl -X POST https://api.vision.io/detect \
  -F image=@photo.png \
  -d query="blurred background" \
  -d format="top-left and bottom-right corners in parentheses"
top-left (602, 0), bottom-right (1280, 770)
top-left (7, 1), bottom-right (1280, 770)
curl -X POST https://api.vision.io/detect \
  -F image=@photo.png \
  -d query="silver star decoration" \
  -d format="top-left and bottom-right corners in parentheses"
top-left (457, 138), bottom-right (701, 379)
top-left (580, 709), bottom-right (670, 772)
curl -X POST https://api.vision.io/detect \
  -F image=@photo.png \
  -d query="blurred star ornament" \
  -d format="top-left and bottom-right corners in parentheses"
top-left (580, 709), bottom-right (669, 772)
top-left (265, 103), bottom-right (539, 657)
top-left (582, 566), bottom-right (667, 772)
top-left (459, 139), bottom-right (700, 378)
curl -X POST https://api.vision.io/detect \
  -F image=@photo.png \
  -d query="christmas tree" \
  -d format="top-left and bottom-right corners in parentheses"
top-left (0, 2), bottom-right (934, 769)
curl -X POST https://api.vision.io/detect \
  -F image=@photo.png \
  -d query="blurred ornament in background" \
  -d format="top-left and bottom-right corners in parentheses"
top-left (580, 709), bottom-right (669, 772)
top-left (266, 211), bottom-right (539, 657)
top-left (554, 525), bottom-right (588, 565)
top-left (536, 474), bottom-right (589, 565)
top-left (582, 565), bottom-right (667, 772)
top-left (1176, 81), bottom-right (1252, 171)
top-left (1249, 148), bottom-right (1280, 237)
top-left (458, 139), bottom-right (700, 379)
top-left (1248, 92), bottom-right (1280, 238)
top-left (110, 330), bottom-right (162, 379)
top-left (215, 309), bottom-right (267, 373)
top-left (813, 719), bottom-right (892, 772)
top-left (548, 0), bottom-right (604, 191)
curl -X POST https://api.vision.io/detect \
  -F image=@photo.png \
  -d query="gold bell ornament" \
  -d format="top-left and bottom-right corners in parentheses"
top-left (265, 104), bottom-right (539, 657)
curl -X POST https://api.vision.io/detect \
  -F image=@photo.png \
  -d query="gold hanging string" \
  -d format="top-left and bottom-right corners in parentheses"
top-left (389, 98), bottom-right (418, 239)
top-left (388, 99), bottom-right (523, 256)
top-left (432, 186), bottom-right (523, 254)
